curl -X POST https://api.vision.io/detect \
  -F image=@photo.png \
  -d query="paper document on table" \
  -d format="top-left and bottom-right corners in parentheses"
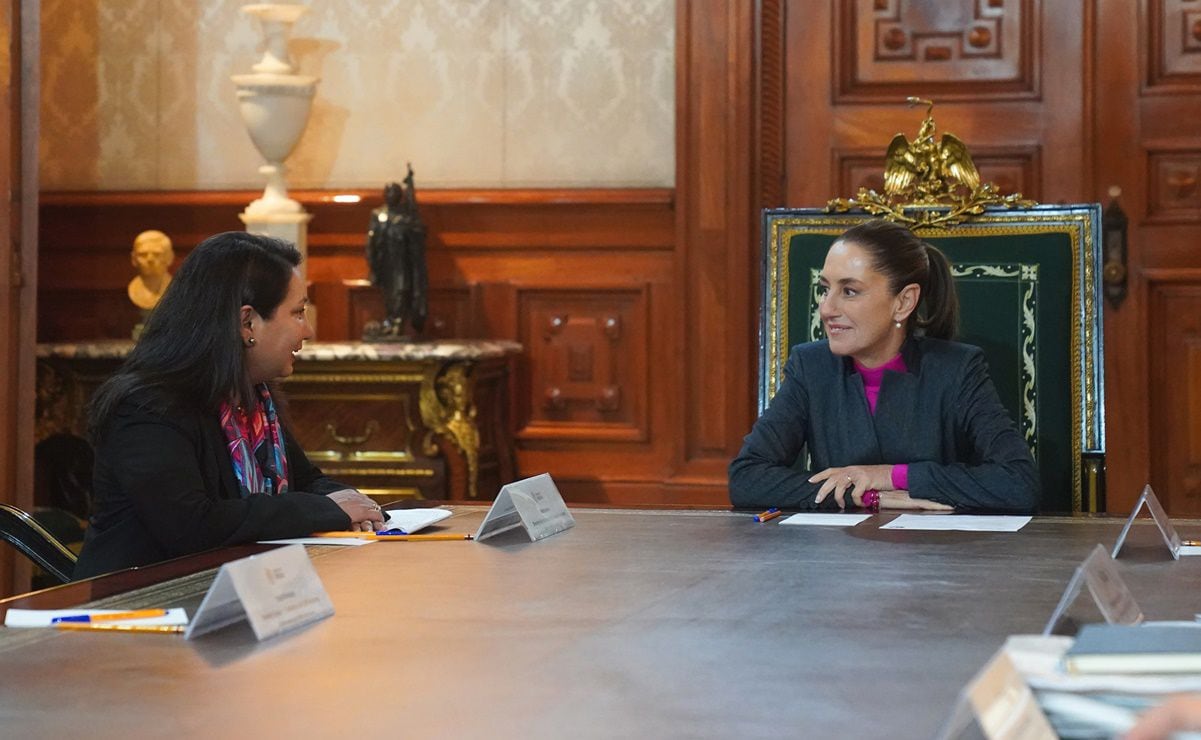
top-left (259, 508), bottom-right (452, 545)
top-left (881, 514), bottom-right (1031, 532)
top-left (377, 508), bottom-right (452, 533)
top-left (779, 513), bottom-right (872, 527)
top-left (4, 607), bottom-right (189, 628)
top-left (1006, 634), bottom-right (1201, 694)
top-left (259, 537), bottom-right (375, 546)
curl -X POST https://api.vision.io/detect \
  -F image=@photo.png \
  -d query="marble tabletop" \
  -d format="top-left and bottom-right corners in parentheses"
top-left (37, 338), bottom-right (523, 362)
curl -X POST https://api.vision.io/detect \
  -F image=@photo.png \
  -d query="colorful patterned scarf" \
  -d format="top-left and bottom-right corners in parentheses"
top-left (218, 384), bottom-right (290, 497)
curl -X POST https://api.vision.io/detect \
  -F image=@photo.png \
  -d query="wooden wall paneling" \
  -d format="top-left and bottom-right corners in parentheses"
top-left (0, 0), bottom-right (17, 596)
top-left (836, 0), bottom-right (1039, 102)
top-left (791, 0), bottom-right (1084, 208)
top-left (1096, 0), bottom-right (1201, 513)
top-left (503, 259), bottom-right (677, 500)
top-left (1148, 0), bottom-right (1201, 88)
top-left (1146, 149), bottom-right (1201, 223)
top-left (756, 0), bottom-right (787, 210)
top-left (311, 279), bottom-right (481, 342)
top-left (1146, 271), bottom-right (1201, 515)
top-left (517, 286), bottom-right (649, 443)
top-left (0, 0), bottom-right (37, 597)
top-left (673, 0), bottom-right (757, 494)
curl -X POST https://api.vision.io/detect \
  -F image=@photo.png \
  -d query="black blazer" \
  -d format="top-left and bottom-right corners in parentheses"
top-left (729, 337), bottom-right (1039, 512)
top-left (73, 396), bottom-right (351, 579)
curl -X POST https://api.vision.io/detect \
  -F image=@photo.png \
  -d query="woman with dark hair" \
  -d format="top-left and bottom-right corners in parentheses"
top-left (729, 219), bottom-right (1038, 513)
top-left (73, 232), bottom-right (385, 579)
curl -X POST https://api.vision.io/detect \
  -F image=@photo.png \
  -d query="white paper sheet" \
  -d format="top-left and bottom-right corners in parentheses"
top-left (880, 514), bottom-right (1031, 532)
top-left (1006, 633), bottom-right (1201, 694)
top-left (258, 508), bottom-right (453, 545)
top-left (259, 537), bottom-right (375, 546)
top-left (378, 507), bottom-right (452, 534)
top-left (4, 607), bottom-right (189, 628)
top-left (779, 513), bottom-right (872, 527)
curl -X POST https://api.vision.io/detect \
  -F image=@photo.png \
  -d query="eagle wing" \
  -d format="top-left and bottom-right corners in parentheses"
top-left (883, 134), bottom-right (917, 196)
top-left (940, 133), bottom-right (981, 191)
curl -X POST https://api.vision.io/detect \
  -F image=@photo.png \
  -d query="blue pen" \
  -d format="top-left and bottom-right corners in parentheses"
top-left (754, 507), bottom-right (781, 523)
top-left (51, 609), bottom-right (168, 624)
top-left (375, 528), bottom-right (410, 536)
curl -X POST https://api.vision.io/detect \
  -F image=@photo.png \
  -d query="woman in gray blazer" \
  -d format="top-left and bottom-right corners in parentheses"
top-left (729, 220), bottom-right (1039, 513)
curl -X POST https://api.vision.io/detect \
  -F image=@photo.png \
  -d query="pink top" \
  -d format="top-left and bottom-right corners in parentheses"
top-left (853, 354), bottom-right (910, 491)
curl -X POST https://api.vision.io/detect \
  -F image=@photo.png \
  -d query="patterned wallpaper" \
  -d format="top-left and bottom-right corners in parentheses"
top-left (41, 0), bottom-right (675, 190)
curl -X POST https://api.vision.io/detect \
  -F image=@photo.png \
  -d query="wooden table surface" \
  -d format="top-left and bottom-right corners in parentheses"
top-left (1, 508), bottom-right (1198, 739)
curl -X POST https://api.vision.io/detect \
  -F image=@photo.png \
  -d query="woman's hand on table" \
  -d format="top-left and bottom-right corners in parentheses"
top-left (328, 488), bottom-right (387, 531)
top-left (810, 465), bottom-right (894, 509)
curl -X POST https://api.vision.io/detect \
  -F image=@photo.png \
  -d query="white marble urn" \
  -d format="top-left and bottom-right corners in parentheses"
top-left (233, 3), bottom-right (319, 217)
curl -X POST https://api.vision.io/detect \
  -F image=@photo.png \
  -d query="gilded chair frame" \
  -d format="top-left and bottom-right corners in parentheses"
top-left (760, 204), bottom-right (1105, 512)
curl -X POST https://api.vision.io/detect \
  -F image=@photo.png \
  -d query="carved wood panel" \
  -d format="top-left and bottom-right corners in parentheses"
top-left (836, 0), bottom-right (1037, 100)
top-left (517, 288), bottom-right (648, 442)
top-left (1147, 149), bottom-right (1201, 222)
top-left (1149, 0), bottom-right (1201, 88)
top-left (1149, 280), bottom-right (1201, 514)
top-left (310, 279), bottom-right (480, 343)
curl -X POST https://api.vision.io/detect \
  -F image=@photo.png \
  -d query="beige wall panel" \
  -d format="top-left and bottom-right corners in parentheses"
top-left (41, 0), bottom-right (674, 190)
top-left (503, 0), bottom-right (675, 185)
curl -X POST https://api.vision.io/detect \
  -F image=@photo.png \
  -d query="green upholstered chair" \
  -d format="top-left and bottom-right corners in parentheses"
top-left (760, 205), bottom-right (1105, 512)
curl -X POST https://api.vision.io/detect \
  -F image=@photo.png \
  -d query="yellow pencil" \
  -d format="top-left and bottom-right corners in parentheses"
top-left (51, 608), bottom-right (168, 624)
top-left (312, 531), bottom-right (473, 541)
top-left (56, 623), bottom-right (184, 634)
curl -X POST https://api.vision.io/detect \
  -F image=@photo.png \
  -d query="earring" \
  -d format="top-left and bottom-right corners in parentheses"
top-left (894, 320), bottom-right (902, 329)
top-left (245, 336), bottom-right (256, 347)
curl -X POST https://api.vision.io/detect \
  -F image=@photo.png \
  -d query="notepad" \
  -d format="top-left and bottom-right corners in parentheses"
top-left (1065, 624), bottom-right (1201, 674)
top-left (880, 514), bottom-right (1031, 532)
top-left (260, 508), bottom-right (454, 546)
top-left (4, 607), bottom-right (189, 628)
top-left (779, 513), bottom-right (872, 527)
top-left (378, 507), bottom-right (452, 534)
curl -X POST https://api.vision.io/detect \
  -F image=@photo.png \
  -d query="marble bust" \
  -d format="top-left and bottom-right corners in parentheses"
top-left (127, 229), bottom-right (174, 311)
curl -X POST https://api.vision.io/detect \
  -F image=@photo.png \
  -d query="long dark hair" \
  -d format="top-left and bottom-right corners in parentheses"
top-left (837, 219), bottom-right (959, 340)
top-left (89, 231), bottom-right (301, 439)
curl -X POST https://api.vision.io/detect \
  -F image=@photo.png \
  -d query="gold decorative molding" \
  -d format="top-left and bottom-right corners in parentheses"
top-left (827, 97), bottom-right (1036, 228)
top-left (419, 362), bottom-right (481, 499)
top-left (320, 468), bottom-right (436, 478)
top-left (285, 373), bottom-right (426, 384)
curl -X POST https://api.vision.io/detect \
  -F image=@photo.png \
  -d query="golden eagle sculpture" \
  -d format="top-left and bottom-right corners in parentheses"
top-left (829, 97), bottom-right (1033, 228)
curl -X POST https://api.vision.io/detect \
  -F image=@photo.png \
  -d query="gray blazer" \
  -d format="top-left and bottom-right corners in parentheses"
top-left (729, 337), bottom-right (1039, 512)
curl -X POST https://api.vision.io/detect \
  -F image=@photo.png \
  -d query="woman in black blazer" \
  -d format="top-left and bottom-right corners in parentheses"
top-left (73, 232), bottom-right (386, 579)
top-left (729, 220), bottom-right (1039, 513)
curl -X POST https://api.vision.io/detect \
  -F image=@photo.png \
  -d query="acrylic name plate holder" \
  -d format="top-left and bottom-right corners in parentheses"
top-left (937, 649), bottom-right (1056, 740)
top-left (475, 473), bottom-right (575, 542)
top-left (1043, 544), bottom-right (1143, 636)
top-left (186, 544), bottom-right (334, 640)
top-left (1111, 484), bottom-right (1201, 560)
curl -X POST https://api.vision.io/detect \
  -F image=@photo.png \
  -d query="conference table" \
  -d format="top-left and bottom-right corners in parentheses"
top-left (1, 507), bottom-right (1199, 739)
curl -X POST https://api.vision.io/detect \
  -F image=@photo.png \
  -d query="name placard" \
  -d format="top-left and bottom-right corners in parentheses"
top-left (185, 544), bottom-right (334, 641)
top-left (937, 649), bottom-right (1055, 740)
top-left (1043, 544), bottom-right (1143, 636)
top-left (475, 473), bottom-right (575, 542)
top-left (1111, 483), bottom-right (1199, 559)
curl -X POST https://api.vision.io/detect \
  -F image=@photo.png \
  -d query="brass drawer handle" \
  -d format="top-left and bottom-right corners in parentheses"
top-left (325, 420), bottom-right (379, 446)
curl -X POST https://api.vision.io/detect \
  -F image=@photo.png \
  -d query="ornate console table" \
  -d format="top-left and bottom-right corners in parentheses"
top-left (35, 339), bottom-right (522, 502)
